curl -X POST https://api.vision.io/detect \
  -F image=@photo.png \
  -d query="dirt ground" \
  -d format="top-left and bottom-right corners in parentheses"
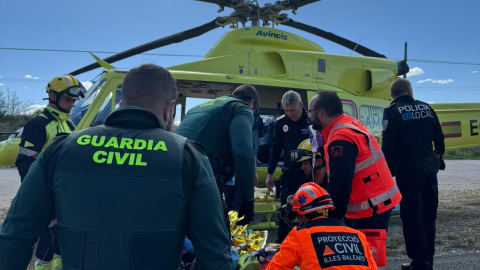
top-left (1, 160), bottom-right (480, 268)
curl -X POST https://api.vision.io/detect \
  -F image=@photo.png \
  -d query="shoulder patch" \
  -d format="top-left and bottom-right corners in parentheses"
top-left (277, 114), bottom-right (285, 121)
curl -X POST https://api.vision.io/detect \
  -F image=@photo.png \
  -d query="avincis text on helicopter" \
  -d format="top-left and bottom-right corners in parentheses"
top-left (256, 30), bottom-right (288, 40)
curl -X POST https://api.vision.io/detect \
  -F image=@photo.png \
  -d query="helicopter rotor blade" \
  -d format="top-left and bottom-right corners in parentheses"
top-left (190, 0), bottom-right (232, 5)
top-left (282, 19), bottom-right (386, 58)
top-left (70, 19), bottom-right (220, 76)
top-left (285, 0), bottom-right (322, 9)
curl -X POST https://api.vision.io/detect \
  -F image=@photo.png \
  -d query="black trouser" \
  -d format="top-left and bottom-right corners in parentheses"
top-left (343, 208), bottom-right (393, 231)
top-left (36, 225), bottom-right (60, 261)
top-left (396, 159), bottom-right (438, 270)
top-left (276, 170), bottom-right (308, 243)
top-left (215, 174), bottom-right (232, 236)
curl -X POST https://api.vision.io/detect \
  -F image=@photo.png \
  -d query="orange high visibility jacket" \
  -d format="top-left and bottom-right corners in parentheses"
top-left (321, 114), bottom-right (402, 219)
top-left (266, 217), bottom-right (377, 270)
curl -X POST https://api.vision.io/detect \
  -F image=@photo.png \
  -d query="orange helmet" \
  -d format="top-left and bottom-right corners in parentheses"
top-left (292, 183), bottom-right (335, 215)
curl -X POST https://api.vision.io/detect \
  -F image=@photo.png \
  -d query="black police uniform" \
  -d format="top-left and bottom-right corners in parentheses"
top-left (0, 107), bottom-right (232, 270)
top-left (268, 110), bottom-right (310, 242)
top-left (382, 95), bottom-right (445, 270)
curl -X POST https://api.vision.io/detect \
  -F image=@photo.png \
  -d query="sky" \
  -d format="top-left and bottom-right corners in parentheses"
top-left (1, 0), bottom-right (479, 112)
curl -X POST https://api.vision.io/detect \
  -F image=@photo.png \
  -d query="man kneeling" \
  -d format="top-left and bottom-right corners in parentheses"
top-left (267, 183), bottom-right (378, 270)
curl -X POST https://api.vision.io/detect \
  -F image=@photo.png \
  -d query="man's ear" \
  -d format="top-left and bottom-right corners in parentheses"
top-left (49, 92), bottom-right (56, 102)
top-left (163, 100), bottom-right (175, 122)
top-left (299, 101), bottom-right (304, 108)
top-left (249, 99), bottom-right (255, 111)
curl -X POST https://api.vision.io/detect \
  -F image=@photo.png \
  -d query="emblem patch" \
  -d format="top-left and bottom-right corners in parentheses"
top-left (330, 146), bottom-right (343, 158)
top-left (283, 124), bottom-right (289, 132)
top-left (382, 119), bottom-right (388, 131)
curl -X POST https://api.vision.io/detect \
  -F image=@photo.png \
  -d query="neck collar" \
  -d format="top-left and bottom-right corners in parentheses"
top-left (45, 106), bottom-right (71, 121)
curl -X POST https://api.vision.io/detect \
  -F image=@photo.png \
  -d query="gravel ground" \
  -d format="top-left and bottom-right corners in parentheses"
top-left (1, 160), bottom-right (480, 269)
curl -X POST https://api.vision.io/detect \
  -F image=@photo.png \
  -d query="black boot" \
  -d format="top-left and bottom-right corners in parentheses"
top-left (401, 263), bottom-right (413, 270)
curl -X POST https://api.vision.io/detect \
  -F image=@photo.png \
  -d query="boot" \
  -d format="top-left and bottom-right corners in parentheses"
top-left (401, 263), bottom-right (413, 270)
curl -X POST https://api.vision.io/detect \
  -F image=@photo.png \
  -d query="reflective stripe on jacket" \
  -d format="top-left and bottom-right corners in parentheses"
top-left (322, 114), bottom-right (401, 219)
top-left (266, 217), bottom-right (377, 270)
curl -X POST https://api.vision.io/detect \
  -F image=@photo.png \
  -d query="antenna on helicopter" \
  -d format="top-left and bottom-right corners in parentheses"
top-left (350, 36), bottom-right (365, 55)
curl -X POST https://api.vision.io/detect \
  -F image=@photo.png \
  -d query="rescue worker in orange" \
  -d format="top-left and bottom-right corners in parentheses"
top-left (267, 182), bottom-right (377, 270)
top-left (307, 91), bottom-right (401, 230)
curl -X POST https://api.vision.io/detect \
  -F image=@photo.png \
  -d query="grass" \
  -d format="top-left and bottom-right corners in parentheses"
top-left (444, 147), bottom-right (480, 160)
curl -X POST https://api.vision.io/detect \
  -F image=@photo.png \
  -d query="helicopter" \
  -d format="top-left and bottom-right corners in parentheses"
top-left (1, 0), bottom-right (479, 183)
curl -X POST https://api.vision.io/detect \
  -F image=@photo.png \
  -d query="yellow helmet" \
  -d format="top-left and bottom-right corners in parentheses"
top-left (46, 74), bottom-right (85, 99)
top-left (290, 139), bottom-right (321, 163)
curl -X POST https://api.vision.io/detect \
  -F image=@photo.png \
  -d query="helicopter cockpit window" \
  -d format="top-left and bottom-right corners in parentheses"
top-left (71, 78), bottom-right (106, 125)
top-left (90, 89), bottom-right (122, 127)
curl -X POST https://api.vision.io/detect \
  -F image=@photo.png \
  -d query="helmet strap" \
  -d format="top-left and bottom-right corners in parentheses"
top-left (49, 92), bottom-right (70, 113)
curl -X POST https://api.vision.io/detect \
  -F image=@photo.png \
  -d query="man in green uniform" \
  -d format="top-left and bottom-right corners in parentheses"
top-left (175, 85), bottom-right (259, 226)
top-left (0, 64), bottom-right (232, 270)
top-left (15, 74), bottom-right (85, 270)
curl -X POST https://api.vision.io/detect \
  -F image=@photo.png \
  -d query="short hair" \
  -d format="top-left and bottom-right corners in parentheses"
top-left (232, 84), bottom-right (260, 111)
top-left (281, 90), bottom-right (302, 107)
top-left (122, 64), bottom-right (177, 109)
top-left (390, 78), bottom-right (412, 98)
top-left (311, 91), bottom-right (343, 117)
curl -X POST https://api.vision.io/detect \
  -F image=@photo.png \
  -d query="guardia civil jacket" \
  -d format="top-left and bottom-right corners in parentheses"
top-left (0, 106), bottom-right (232, 270)
top-left (175, 95), bottom-right (255, 201)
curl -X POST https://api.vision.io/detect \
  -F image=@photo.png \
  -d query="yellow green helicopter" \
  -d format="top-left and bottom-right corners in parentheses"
top-left (1, 0), bottom-right (479, 185)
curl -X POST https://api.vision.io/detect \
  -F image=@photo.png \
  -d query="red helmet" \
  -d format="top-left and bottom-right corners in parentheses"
top-left (292, 183), bottom-right (335, 215)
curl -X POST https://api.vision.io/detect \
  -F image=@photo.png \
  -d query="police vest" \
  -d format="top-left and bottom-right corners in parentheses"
top-left (52, 121), bottom-right (188, 269)
top-left (175, 95), bottom-right (245, 172)
top-left (323, 114), bottom-right (402, 219)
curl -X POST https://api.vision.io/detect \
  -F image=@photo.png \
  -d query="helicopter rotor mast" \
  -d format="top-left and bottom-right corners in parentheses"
top-left (70, 0), bottom-right (398, 76)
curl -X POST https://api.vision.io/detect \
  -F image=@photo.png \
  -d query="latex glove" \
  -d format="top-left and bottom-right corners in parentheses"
top-left (184, 237), bottom-right (195, 254)
top-left (265, 174), bottom-right (274, 189)
top-left (236, 199), bottom-right (254, 225)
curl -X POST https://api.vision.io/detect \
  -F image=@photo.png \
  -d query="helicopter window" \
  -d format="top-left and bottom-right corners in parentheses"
top-left (71, 78), bottom-right (106, 125)
top-left (317, 59), bottom-right (326, 73)
top-left (90, 92), bottom-right (113, 127)
top-left (341, 100), bottom-right (357, 118)
top-left (359, 105), bottom-right (384, 138)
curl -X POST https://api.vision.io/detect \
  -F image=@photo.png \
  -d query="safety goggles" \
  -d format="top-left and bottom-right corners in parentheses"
top-left (290, 149), bottom-right (313, 162)
top-left (62, 85), bottom-right (86, 99)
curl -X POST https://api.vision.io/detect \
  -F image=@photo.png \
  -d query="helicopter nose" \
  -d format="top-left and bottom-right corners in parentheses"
top-left (397, 60), bottom-right (410, 76)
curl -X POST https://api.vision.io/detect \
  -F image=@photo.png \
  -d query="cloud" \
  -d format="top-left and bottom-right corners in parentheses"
top-left (416, 79), bottom-right (454, 84)
top-left (406, 67), bottom-right (425, 77)
top-left (22, 104), bottom-right (46, 115)
top-left (82, 81), bottom-right (93, 90)
top-left (25, 74), bottom-right (39, 80)
top-left (473, 71), bottom-right (478, 74)
top-left (0, 83), bottom-right (4, 86)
